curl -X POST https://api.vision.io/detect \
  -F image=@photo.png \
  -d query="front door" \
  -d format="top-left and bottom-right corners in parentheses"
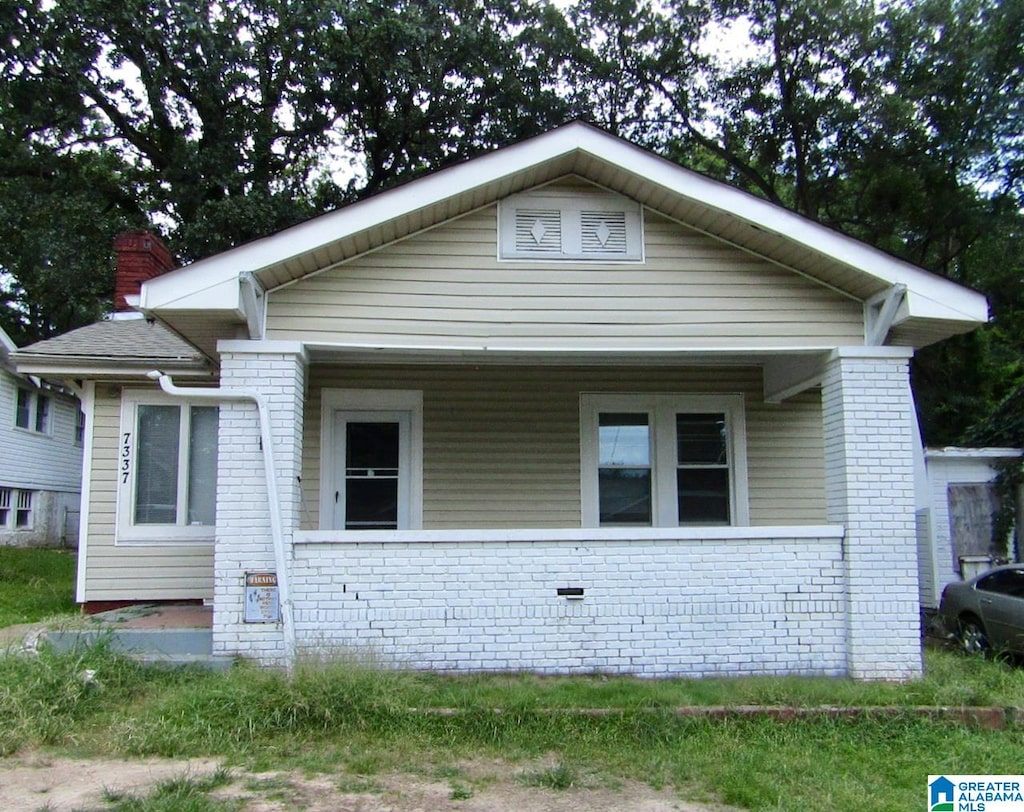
top-left (331, 411), bottom-right (411, 530)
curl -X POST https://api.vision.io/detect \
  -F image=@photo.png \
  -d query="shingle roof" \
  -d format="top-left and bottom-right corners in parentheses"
top-left (14, 319), bottom-right (209, 368)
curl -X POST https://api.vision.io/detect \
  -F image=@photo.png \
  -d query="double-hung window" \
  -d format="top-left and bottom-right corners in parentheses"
top-left (581, 394), bottom-right (749, 528)
top-left (14, 389), bottom-right (49, 434)
top-left (117, 392), bottom-right (218, 542)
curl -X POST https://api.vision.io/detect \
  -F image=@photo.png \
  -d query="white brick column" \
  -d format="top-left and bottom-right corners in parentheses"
top-left (822, 347), bottom-right (922, 680)
top-left (213, 341), bottom-right (308, 665)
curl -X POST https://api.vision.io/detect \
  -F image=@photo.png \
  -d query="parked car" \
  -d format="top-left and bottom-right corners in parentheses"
top-left (939, 564), bottom-right (1024, 656)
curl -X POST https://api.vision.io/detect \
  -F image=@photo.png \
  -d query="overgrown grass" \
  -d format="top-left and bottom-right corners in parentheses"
top-left (98, 768), bottom-right (237, 812)
top-left (3, 643), bottom-right (1024, 811)
top-left (0, 546), bottom-right (76, 626)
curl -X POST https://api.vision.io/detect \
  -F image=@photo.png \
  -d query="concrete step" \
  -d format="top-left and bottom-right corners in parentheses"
top-left (44, 628), bottom-right (230, 670)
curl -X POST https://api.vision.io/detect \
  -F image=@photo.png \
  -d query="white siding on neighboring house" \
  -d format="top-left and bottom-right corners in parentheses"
top-left (0, 369), bottom-right (82, 492)
top-left (302, 365), bottom-right (827, 531)
top-left (80, 385), bottom-right (213, 602)
top-left (0, 366), bottom-right (82, 545)
top-left (267, 205), bottom-right (865, 350)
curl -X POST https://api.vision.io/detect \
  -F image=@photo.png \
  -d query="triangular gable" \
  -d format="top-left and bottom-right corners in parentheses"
top-left (137, 122), bottom-right (988, 352)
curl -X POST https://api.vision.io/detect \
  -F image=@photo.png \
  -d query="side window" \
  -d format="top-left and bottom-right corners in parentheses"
top-left (582, 394), bottom-right (748, 528)
top-left (0, 489), bottom-right (34, 530)
top-left (977, 570), bottom-right (1024, 599)
top-left (118, 392), bottom-right (218, 542)
top-left (15, 389), bottom-right (31, 429)
top-left (14, 389), bottom-right (50, 435)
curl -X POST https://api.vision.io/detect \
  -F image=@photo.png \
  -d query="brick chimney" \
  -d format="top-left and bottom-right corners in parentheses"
top-left (113, 230), bottom-right (175, 312)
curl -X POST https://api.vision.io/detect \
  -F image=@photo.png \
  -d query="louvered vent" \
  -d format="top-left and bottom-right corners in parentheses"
top-left (514, 209), bottom-right (562, 253)
top-left (581, 211), bottom-right (628, 255)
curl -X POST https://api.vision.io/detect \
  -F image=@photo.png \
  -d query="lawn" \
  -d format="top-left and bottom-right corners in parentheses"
top-left (0, 546), bottom-right (76, 627)
top-left (0, 641), bottom-right (1022, 811)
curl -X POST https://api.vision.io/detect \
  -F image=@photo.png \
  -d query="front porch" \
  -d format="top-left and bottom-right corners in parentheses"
top-left (205, 343), bottom-right (923, 680)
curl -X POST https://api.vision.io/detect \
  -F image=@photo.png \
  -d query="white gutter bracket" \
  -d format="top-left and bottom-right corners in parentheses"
top-left (865, 284), bottom-right (907, 346)
top-left (148, 370), bottom-right (296, 673)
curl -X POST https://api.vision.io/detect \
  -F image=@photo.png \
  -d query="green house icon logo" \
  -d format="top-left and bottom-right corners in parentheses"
top-left (930, 776), bottom-right (955, 811)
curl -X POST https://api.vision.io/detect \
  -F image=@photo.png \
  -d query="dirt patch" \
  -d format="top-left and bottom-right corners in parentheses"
top-left (0, 753), bottom-right (739, 811)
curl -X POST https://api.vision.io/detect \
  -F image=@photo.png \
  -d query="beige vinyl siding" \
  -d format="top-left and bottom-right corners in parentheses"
top-left (83, 385), bottom-right (213, 602)
top-left (304, 365), bottom-right (827, 530)
top-left (267, 206), bottom-right (864, 349)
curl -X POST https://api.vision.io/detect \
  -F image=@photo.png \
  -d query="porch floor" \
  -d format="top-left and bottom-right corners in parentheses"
top-left (43, 603), bottom-right (228, 670)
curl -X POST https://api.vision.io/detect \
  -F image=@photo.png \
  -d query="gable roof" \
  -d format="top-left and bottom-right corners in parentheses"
top-left (133, 122), bottom-right (987, 353)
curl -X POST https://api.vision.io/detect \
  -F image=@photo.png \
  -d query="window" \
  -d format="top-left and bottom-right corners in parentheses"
top-left (581, 394), bottom-right (748, 528)
top-left (118, 392), bottom-right (218, 542)
top-left (499, 189), bottom-right (643, 261)
top-left (15, 490), bottom-right (32, 528)
top-left (320, 390), bottom-right (423, 531)
top-left (75, 409), bottom-right (86, 446)
top-left (0, 488), bottom-right (33, 530)
top-left (977, 569), bottom-right (1024, 599)
top-left (14, 389), bottom-right (50, 434)
top-left (15, 390), bottom-right (30, 429)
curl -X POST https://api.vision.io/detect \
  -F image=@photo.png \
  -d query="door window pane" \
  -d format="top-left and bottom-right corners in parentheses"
top-left (345, 422), bottom-right (399, 529)
top-left (186, 406), bottom-right (218, 526)
top-left (135, 405), bottom-right (180, 524)
top-left (598, 413), bottom-right (651, 525)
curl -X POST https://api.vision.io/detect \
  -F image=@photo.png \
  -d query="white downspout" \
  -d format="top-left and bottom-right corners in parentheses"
top-left (147, 370), bottom-right (296, 672)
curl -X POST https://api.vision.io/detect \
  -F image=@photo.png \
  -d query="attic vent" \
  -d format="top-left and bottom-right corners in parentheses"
top-left (581, 211), bottom-right (627, 255)
top-left (499, 189), bottom-right (643, 262)
top-left (515, 209), bottom-right (562, 253)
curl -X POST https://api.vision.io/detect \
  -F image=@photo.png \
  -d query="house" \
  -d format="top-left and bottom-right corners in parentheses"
top-left (14, 123), bottom-right (989, 679)
top-left (918, 447), bottom-right (1022, 610)
top-left (0, 326), bottom-right (83, 546)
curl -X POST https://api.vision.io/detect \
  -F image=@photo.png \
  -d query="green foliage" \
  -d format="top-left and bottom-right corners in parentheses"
top-left (0, 547), bottom-right (76, 627)
top-left (1, 0), bottom-right (1022, 440)
top-left (100, 768), bottom-right (238, 812)
top-left (0, 641), bottom-right (182, 755)
top-left (0, 645), bottom-right (1023, 809)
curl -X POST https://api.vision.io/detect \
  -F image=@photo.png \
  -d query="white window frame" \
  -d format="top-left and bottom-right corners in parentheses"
top-left (14, 388), bottom-right (50, 435)
top-left (580, 393), bottom-right (749, 528)
top-left (0, 488), bottom-right (34, 531)
top-left (116, 390), bottom-right (218, 543)
top-left (319, 389), bottom-right (423, 531)
top-left (498, 189), bottom-right (644, 262)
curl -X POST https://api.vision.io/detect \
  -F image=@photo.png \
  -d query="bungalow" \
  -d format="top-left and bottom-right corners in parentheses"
top-left (15, 123), bottom-right (989, 679)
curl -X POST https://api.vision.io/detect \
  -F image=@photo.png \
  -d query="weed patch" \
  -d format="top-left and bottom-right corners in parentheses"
top-left (0, 547), bottom-right (76, 627)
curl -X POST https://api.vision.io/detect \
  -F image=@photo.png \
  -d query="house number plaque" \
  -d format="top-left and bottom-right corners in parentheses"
top-left (244, 572), bottom-right (279, 623)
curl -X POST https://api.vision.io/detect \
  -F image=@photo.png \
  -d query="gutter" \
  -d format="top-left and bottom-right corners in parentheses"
top-left (147, 370), bottom-right (296, 673)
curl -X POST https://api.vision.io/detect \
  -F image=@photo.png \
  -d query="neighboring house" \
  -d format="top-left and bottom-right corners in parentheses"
top-left (918, 447), bottom-right (1022, 610)
top-left (15, 123), bottom-right (990, 680)
top-left (0, 326), bottom-right (83, 547)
